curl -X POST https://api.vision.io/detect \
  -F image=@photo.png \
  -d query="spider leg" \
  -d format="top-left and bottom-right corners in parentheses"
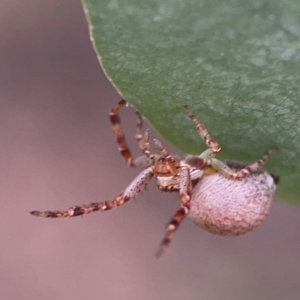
top-left (136, 109), bottom-right (171, 159)
top-left (135, 112), bottom-right (165, 162)
top-left (211, 148), bottom-right (277, 179)
top-left (140, 129), bottom-right (152, 158)
top-left (110, 99), bottom-right (152, 168)
top-left (30, 167), bottom-right (154, 218)
top-left (156, 164), bottom-right (191, 257)
top-left (135, 111), bottom-right (144, 150)
top-left (135, 111), bottom-right (152, 157)
top-left (184, 105), bottom-right (221, 154)
top-left (153, 139), bottom-right (169, 157)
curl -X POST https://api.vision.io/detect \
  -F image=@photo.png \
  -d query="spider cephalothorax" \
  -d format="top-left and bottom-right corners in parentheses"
top-left (31, 99), bottom-right (278, 257)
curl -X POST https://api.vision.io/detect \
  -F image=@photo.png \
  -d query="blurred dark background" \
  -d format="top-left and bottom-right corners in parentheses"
top-left (1, 1), bottom-right (300, 299)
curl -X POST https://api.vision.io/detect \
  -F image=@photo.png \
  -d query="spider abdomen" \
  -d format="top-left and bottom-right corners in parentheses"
top-left (188, 161), bottom-right (278, 236)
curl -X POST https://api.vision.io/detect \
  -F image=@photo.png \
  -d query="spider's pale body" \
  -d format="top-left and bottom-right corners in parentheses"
top-left (189, 161), bottom-right (277, 236)
top-left (31, 99), bottom-right (278, 256)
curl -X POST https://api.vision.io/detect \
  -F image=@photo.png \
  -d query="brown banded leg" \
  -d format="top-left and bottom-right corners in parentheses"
top-left (135, 111), bottom-right (146, 151)
top-left (141, 129), bottom-right (152, 158)
top-left (211, 148), bottom-right (277, 179)
top-left (30, 167), bottom-right (154, 218)
top-left (153, 139), bottom-right (169, 157)
top-left (156, 165), bottom-right (192, 257)
top-left (184, 105), bottom-right (221, 154)
top-left (110, 99), bottom-right (132, 164)
top-left (135, 111), bottom-right (171, 160)
top-left (110, 100), bottom-right (153, 168)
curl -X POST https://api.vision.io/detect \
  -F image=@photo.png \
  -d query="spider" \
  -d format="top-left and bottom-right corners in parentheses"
top-left (31, 99), bottom-right (279, 257)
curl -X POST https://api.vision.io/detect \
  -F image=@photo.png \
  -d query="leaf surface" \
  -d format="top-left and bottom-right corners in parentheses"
top-left (82, 0), bottom-right (300, 204)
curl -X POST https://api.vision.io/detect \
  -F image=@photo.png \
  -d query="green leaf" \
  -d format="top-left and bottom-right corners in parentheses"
top-left (82, 0), bottom-right (300, 204)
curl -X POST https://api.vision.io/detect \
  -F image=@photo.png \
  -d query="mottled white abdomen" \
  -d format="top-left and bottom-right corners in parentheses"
top-left (188, 161), bottom-right (278, 236)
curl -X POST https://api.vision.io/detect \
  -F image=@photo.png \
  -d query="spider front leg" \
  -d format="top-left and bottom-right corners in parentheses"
top-left (110, 100), bottom-right (152, 168)
top-left (156, 164), bottom-right (192, 257)
top-left (30, 167), bottom-right (154, 218)
top-left (135, 113), bottom-right (169, 160)
top-left (184, 105), bottom-right (221, 155)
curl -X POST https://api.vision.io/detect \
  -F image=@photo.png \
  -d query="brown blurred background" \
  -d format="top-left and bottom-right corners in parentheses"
top-left (1, 1), bottom-right (300, 299)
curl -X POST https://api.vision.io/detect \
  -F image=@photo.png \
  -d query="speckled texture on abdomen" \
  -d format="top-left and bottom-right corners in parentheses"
top-left (188, 161), bottom-right (277, 236)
